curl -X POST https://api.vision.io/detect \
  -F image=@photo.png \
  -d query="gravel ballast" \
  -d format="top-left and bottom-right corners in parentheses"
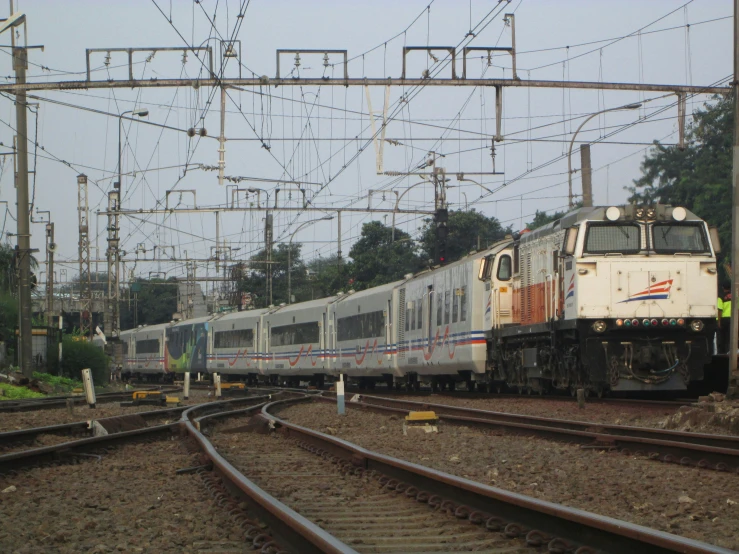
top-left (0, 390), bottom-right (211, 432)
top-left (278, 400), bottom-right (739, 550)
top-left (0, 438), bottom-right (256, 553)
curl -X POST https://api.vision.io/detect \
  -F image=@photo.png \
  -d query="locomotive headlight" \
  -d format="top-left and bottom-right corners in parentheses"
top-left (672, 206), bottom-right (687, 222)
top-left (646, 207), bottom-right (656, 219)
top-left (592, 320), bottom-right (607, 333)
top-left (690, 320), bottom-right (704, 332)
top-left (605, 206), bottom-right (621, 222)
top-left (635, 207), bottom-right (645, 219)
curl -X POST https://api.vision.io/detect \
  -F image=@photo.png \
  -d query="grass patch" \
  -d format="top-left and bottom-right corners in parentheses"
top-left (33, 372), bottom-right (83, 391)
top-left (0, 382), bottom-right (45, 400)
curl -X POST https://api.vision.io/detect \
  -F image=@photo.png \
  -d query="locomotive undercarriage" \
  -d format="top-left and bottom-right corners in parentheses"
top-left (492, 320), bottom-right (713, 394)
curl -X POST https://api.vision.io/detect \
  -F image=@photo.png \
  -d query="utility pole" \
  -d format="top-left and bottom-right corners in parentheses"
top-left (13, 42), bottom-right (31, 377)
top-left (729, 0), bottom-right (739, 395)
top-left (106, 190), bottom-right (120, 338)
top-left (580, 144), bottom-right (593, 208)
top-left (77, 174), bottom-right (92, 338)
top-left (337, 211), bottom-right (342, 288)
top-left (265, 213), bottom-right (273, 306)
top-left (45, 220), bottom-right (54, 325)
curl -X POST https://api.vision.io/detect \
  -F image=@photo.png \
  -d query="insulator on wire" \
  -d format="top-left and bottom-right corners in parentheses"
top-left (294, 53), bottom-right (301, 69)
top-left (323, 53), bottom-right (329, 68)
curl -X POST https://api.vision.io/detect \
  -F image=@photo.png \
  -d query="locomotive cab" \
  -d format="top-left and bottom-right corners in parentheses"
top-left (494, 203), bottom-right (719, 395)
top-left (562, 204), bottom-right (718, 392)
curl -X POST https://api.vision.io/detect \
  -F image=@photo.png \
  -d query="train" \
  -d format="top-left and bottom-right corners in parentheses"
top-left (106, 203), bottom-right (721, 395)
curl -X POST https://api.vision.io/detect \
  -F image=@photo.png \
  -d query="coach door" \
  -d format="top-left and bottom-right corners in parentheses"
top-left (479, 255), bottom-right (494, 329)
top-left (494, 252), bottom-right (513, 327)
top-left (321, 312), bottom-right (327, 369)
top-left (386, 299), bottom-right (393, 360)
top-left (426, 285), bottom-right (434, 351)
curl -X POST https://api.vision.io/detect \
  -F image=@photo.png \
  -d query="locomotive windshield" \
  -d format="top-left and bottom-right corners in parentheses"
top-left (584, 223), bottom-right (641, 254)
top-left (651, 223), bottom-right (709, 254)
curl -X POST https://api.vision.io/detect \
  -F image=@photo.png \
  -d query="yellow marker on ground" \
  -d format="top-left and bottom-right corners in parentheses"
top-left (403, 411), bottom-right (439, 435)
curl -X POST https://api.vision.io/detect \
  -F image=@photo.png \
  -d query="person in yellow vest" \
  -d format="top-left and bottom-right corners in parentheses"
top-left (718, 282), bottom-right (732, 353)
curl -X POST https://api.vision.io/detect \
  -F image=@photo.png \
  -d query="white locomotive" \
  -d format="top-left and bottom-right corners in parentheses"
top-left (116, 204), bottom-right (719, 395)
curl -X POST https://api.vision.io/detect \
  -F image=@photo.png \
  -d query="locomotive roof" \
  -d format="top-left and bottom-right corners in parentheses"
top-left (520, 204), bottom-right (703, 244)
top-left (402, 237), bottom-right (513, 284)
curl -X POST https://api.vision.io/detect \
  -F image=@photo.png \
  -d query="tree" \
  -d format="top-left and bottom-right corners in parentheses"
top-left (418, 209), bottom-right (509, 264)
top-left (628, 95), bottom-right (731, 276)
top-left (237, 242), bottom-right (311, 308)
top-left (120, 278), bottom-right (179, 329)
top-left (306, 255), bottom-right (346, 299)
top-left (527, 203), bottom-right (581, 231)
top-left (348, 221), bottom-right (424, 289)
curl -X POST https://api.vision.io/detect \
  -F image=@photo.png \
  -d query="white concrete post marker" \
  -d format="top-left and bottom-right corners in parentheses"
top-left (214, 373), bottom-right (222, 398)
top-left (184, 372), bottom-right (190, 400)
top-left (337, 374), bottom-right (345, 415)
top-left (81, 368), bottom-right (96, 408)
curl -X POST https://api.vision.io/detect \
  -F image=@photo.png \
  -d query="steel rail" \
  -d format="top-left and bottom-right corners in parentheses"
top-left (0, 403), bottom-right (190, 449)
top-left (0, 386), bottom-right (181, 413)
top-left (181, 398), bottom-right (356, 554)
top-left (337, 394), bottom-right (739, 472)
top-left (0, 394), bottom-right (278, 473)
top-left (261, 396), bottom-right (733, 554)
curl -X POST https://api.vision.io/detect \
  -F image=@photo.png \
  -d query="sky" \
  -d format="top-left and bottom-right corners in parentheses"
top-left (0, 0), bottom-right (732, 294)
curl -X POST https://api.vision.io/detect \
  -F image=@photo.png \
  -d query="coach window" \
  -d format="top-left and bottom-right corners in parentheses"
top-left (444, 291), bottom-right (451, 325)
top-left (416, 299), bottom-right (423, 331)
top-left (437, 291), bottom-right (443, 326)
top-left (497, 254), bottom-right (512, 281)
top-left (405, 302), bottom-right (411, 332)
top-left (410, 301), bottom-right (416, 330)
top-left (513, 245), bottom-right (520, 273)
top-left (460, 286), bottom-right (467, 322)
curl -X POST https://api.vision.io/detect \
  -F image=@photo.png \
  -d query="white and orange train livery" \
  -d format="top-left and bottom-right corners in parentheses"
top-left (116, 204), bottom-right (719, 395)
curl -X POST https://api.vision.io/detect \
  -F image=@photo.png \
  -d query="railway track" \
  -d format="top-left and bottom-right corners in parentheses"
top-left (0, 403), bottom-right (190, 454)
top-left (256, 382), bottom-right (695, 411)
top-left (0, 385), bottom-right (181, 412)
top-left (336, 393), bottom-right (739, 473)
top-left (1, 389), bottom-right (733, 553)
top-left (192, 395), bottom-right (731, 553)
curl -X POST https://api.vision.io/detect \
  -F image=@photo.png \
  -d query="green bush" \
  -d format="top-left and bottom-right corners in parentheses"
top-left (60, 336), bottom-right (110, 384)
top-left (33, 372), bottom-right (83, 391)
top-left (0, 382), bottom-right (45, 400)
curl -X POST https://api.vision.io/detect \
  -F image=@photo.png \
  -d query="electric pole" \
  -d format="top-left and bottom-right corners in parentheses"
top-left (729, 0), bottom-right (739, 395)
top-left (13, 43), bottom-right (32, 377)
top-left (45, 220), bottom-right (54, 325)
